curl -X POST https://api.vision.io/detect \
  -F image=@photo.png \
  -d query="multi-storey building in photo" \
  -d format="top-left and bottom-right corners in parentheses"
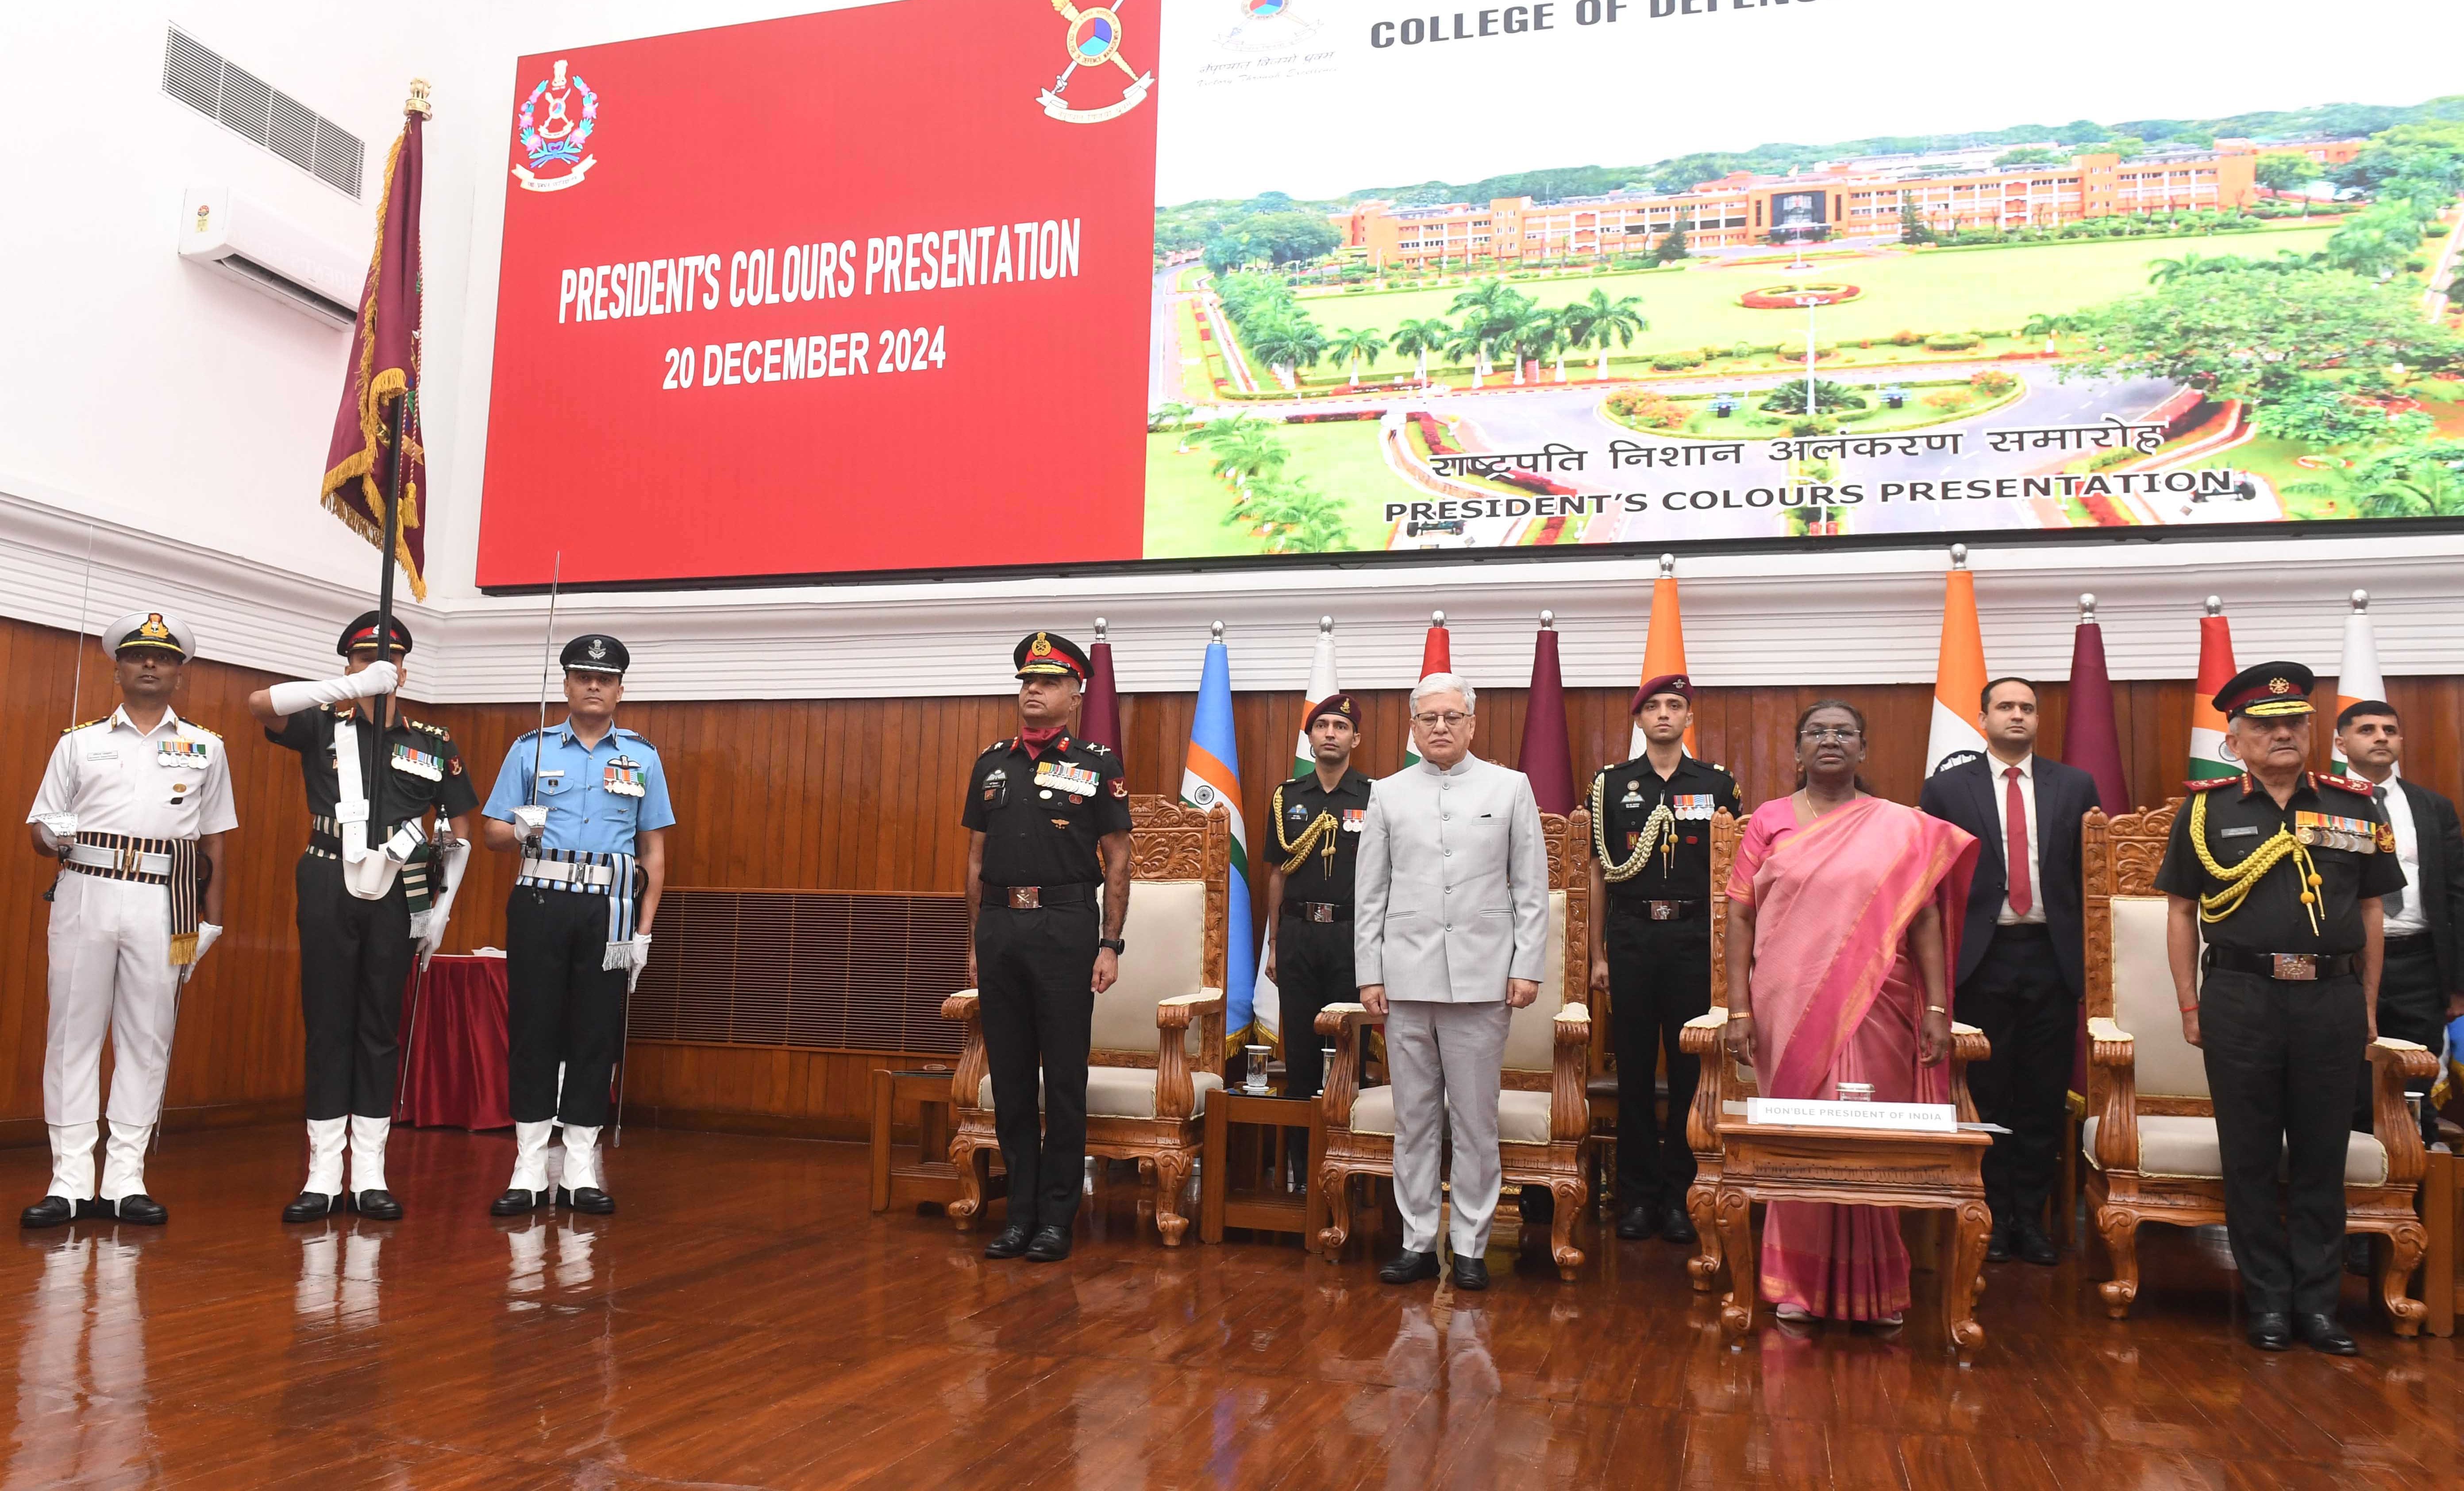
top-left (1337, 136), bottom-right (2356, 265)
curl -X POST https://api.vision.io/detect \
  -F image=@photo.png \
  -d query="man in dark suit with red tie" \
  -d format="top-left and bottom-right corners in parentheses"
top-left (1919, 677), bottom-right (2102, 1266)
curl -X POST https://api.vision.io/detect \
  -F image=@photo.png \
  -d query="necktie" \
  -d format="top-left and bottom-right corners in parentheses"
top-left (2004, 765), bottom-right (2033, 917)
top-left (2377, 785), bottom-right (2406, 915)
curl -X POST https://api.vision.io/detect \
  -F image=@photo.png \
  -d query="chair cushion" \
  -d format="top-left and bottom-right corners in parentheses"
top-left (1090, 879), bottom-right (1208, 1056)
top-left (977, 1068), bottom-right (1223, 1120)
top-left (1339, 1084), bottom-right (1553, 1145)
top-left (1500, 890), bottom-right (1570, 1074)
top-left (2110, 897), bottom-right (2207, 1100)
top-left (2083, 1113), bottom-right (2388, 1185)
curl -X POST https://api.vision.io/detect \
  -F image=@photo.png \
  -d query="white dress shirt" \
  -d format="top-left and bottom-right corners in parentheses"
top-left (2374, 775), bottom-right (2427, 936)
top-left (27, 706), bottom-right (237, 841)
top-left (1988, 751), bottom-right (2046, 927)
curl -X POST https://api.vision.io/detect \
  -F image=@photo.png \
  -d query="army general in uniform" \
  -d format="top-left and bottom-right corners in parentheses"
top-left (2156, 662), bottom-right (2402, 1356)
top-left (962, 632), bottom-right (1133, 1265)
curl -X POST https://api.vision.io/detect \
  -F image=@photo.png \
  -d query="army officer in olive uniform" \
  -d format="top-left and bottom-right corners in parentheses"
top-left (962, 632), bottom-right (1134, 1265)
top-left (1263, 693), bottom-right (1372, 1101)
top-left (2156, 662), bottom-right (2403, 1356)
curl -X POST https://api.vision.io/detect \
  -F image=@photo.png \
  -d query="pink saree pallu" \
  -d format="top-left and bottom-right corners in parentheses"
top-left (1726, 795), bottom-right (1978, 1320)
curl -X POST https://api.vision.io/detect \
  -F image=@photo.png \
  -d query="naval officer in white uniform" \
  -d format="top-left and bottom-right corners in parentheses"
top-left (1353, 671), bottom-right (1550, 1291)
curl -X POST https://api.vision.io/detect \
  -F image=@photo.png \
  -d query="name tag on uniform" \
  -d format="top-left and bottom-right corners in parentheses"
top-left (158, 739), bottom-right (210, 768)
top-left (1034, 763), bottom-right (1099, 801)
top-left (1343, 809), bottom-right (1366, 833)
top-left (86, 748), bottom-right (119, 762)
top-left (1673, 794), bottom-right (1716, 820)
top-left (390, 742), bottom-right (444, 781)
top-left (2294, 811), bottom-right (2375, 852)
top-left (603, 757), bottom-right (647, 798)
top-left (2218, 825), bottom-right (2261, 839)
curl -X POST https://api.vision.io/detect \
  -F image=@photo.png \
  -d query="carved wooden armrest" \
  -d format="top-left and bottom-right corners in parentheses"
top-left (1316, 1001), bottom-right (1376, 1126)
top-left (1549, 1003), bottom-right (1592, 1141)
top-left (1156, 989), bottom-right (1226, 1027)
top-left (1948, 1021), bottom-right (1990, 1065)
top-left (1552, 1002), bottom-right (1591, 1045)
top-left (2368, 1037), bottom-right (2437, 1186)
top-left (2083, 1017), bottom-right (2139, 1171)
top-left (1678, 1006), bottom-right (1726, 1059)
top-left (1153, 990), bottom-right (1225, 1122)
top-left (942, 990), bottom-right (987, 1113)
top-left (1682, 1006), bottom-right (1729, 1153)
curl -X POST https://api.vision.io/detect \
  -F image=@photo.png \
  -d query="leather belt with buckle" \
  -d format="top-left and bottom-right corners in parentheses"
top-left (1287, 901), bottom-right (1352, 923)
top-left (2204, 946), bottom-right (2357, 982)
top-left (1614, 898), bottom-right (1702, 922)
top-left (999, 883), bottom-right (1094, 909)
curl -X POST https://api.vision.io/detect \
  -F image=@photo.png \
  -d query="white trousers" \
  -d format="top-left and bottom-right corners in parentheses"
top-left (44, 873), bottom-right (180, 1128)
top-left (1385, 999), bottom-right (1512, 1256)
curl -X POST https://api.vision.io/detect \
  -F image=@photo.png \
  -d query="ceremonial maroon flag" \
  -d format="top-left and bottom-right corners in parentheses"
top-left (1519, 615), bottom-right (1576, 815)
top-left (2061, 595), bottom-right (2130, 813)
top-left (1082, 623), bottom-right (1122, 755)
top-left (321, 84), bottom-right (431, 600)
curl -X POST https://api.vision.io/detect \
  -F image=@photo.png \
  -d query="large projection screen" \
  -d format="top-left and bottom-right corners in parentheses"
top-left (477, 0), bottom-right (2464, 588)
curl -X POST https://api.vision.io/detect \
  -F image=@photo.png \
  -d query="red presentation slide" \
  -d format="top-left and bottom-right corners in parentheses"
top-left (477, 0), bottom-right (1159, 587)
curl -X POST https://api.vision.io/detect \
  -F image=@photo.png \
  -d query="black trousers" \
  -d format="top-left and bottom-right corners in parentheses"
top-left (506, 887), bottom-right (630, 1127)
top-left (2355, 936), bottom-right (2445, 1146)
top-left (2201, 967), bottom-right (2366, 1316)
top-left (1956, 924), bottom-right (2076, 1230)
top-left (295, 853), bottom-right (412, 1120)
top-left (1605, 906), bottom-right (1711, 1211)
top-left (1276, 913), bottom-right (1355, 1099)
top-left (976, 901), bottom-right (1097, 1231)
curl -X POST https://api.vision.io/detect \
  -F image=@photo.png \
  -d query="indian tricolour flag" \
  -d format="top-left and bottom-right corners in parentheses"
top-left (1925, 561), bottom-right (1988, 776)
top-left (1631, 558), bottom-right (1695, 757)
top-left (1180, 631), bottom-right (1259, 1044)
top-left (1293, 618), bottom-right (1340, 777)
top-left (1401, 612), bottom-right (1451, 768)
top-left (2190, 601), bottom-right (2240, 781)
top-left (2332, 591), bottom-right (2383, 774)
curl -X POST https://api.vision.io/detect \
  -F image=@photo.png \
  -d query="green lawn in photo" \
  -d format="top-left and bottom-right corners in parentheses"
top-left (1270, 226), bottom-right (2344, 383)
top-left (1613, 375), bottom-right (2027, 439)
top-left (1143, 423), bottom-right (1423, 559)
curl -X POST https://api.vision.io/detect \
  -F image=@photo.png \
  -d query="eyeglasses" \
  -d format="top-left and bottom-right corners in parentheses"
top-left (1798, 727), bottom-right (1863, 744)
top-left (1411, 712), bottom-right (1471, 728)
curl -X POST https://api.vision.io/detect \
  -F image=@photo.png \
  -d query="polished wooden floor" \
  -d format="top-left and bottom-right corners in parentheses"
top-left (0, 1126), bottom-right (2454, 1490)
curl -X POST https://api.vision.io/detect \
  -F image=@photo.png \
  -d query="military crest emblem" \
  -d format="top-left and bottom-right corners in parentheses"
top-left (513, 60), bottom-right (599, 193)
top-left (1039, 1), bottom-right (1154, 124)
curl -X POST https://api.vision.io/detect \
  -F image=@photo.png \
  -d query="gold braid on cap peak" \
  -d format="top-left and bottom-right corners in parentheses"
top-left (2238, 697), bottom-right (2313, 719)
top-left (1591, 773), bottom-right (1677, 884)
top-left (2188, 790), bottom-right (2322, 935)
top-left (1271, 782), bottom-right (1343, 875)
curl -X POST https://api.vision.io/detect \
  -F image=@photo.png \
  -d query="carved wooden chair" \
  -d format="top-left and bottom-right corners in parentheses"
top-left (943, 797), bottom-right (1229, 1246)
top-left (2082, 801), bottom-right (2437, 1331)
top-left (1677, 809), bottom-right (1740, 1291)
top-left (1313, 812), bottom-right (1595, 1280)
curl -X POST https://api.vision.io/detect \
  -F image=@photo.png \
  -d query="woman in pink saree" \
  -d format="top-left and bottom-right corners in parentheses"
top-left (1723, 700), bottom-right (1978, 1325)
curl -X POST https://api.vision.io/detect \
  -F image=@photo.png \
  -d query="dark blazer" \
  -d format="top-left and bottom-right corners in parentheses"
top-left (2393, 777), bottom-right (2464, 992)
top-left (1918, 753), bottom-right (2102, 997)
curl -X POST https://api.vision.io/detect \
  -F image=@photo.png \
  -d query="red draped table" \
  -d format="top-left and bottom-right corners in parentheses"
top-left (394, 953), bottom-right (512, 1130)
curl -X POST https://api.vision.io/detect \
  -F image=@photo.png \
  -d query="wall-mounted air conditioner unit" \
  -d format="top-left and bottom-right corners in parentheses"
top-left (177, 185), bottom-right (365, 328)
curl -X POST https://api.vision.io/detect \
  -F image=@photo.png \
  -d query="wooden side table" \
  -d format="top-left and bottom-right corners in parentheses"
top-left (1200, 1090), bottom-right (1324, 1245)
top-left (1712, 1120), bottom-right (1994, 1353)
top-left (870, 1067), bottom-right (961, 1213)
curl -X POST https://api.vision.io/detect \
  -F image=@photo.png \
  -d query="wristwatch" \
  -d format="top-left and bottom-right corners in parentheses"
top-left (1097, 937), bottom-right (1126, 955)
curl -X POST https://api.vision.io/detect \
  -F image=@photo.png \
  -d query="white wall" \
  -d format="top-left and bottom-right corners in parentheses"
top-left (3, 1), bottom-right (2460, 704)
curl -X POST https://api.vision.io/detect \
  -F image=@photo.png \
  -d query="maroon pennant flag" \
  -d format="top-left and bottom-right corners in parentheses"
top-left (1082, 623), bottom-right (1122, 756)
top-left (1518, 615), bottom-right (1576, 815)
top-left (321, 83), bottom-right (431, 600)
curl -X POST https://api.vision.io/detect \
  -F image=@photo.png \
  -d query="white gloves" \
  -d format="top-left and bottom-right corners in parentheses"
top-left (266, 661), bottom-right (399, 717)
top-left (34, 813), bottom-right (77, 857)
top-left (409, 837), bottom-right (471, 967)
top-left (181, 921), bottom-right (223, 986)
top-left (604, 933), bottom-right (653, 992)
top-left (511, 803), bottom-right (549, 846)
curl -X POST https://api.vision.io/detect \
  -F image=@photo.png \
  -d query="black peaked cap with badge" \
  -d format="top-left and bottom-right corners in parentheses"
top-left (562, 634), bottom-right (629, 676)
top-left (1014, 631), bottom-right (1090, 682)
top-left (2214, 661), bottom-right (2315, 720)
top-left (337, 611), bottom-right (414, 657)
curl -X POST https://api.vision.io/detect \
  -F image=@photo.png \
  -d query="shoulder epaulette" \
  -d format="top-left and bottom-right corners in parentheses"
top-left (408, 718), bottom-right (452, 740)
top-left (615, 728), bottom-right (654, 750)
top-left (980, 737), bottom-right (1013, 756)
top-left (62, 717), bottom-right (107, 735)
top-left (181, 721), bottom-right (223, 741)
top-left (1082, 740), bottom-right (1113, 756)
top-left (2314, 771), bottom-right (2375, 796)
top-left (2183, 775), bottom-right (2239, 792)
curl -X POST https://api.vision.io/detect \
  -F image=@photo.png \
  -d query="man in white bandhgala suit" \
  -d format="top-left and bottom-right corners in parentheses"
top-left (1353, 672), bottom-right (1550, 1291)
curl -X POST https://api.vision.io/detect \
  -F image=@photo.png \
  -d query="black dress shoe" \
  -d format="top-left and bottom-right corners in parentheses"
top-left (282, 1192), bottom-right (341, 1223)
top-left (983, 1223), bottom-right (1033, 1259)
top-left (1518, 1186), bottom-right (1554, 1225)
top-left (1451, 1255), bottom-right (1490, 1291)
top-left (19, 1196), bottom-right (75, 1229)
top-left (489, 1188), bottom-right (547, 1217)
top-left (1660, 1204), bottom-right (1698, 1245)
top-left (2245, 1311), bottom-right (2294, 1351)
top-left (1378, 1248), bottom-right (1441, 1284)
top-left (1615, 1206), bottom-right (1657, 1241)
top-left (1024, 1225), bottom-right (1072, 1262)
top-left (2295, 1312), bottom-right (2359, 1356)
top-left (2013, 1220), bottom-right (2060, 1266)
top-left (1985, 1222), bottom-right (2014, 1263)
top-left (350, 1190), bottom-right (403, 1221)
top-left (103, 1195), bottom-right (166, 1227)
top-left (557, 1187), bottom-right (616, 1216)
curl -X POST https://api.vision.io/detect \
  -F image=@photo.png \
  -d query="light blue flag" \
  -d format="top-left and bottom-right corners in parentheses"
top-left (1178, 634), bottom-right (1258, 1043)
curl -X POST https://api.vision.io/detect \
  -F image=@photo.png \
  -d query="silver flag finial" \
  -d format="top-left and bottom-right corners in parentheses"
top-left (2351, 589), bottom-right (2370, 612)
top-left (1949, 543), bottom-right (1968, 569)
top-left (1093, 616), bottom-right (1108, 642)
top-left (2204, 595), bottom-right (2223, 616)
top-left (2079, 593), bottom-right (2098, 623)
top-left (1539, 609), bottom-right (1555, 629)
top-left (1431, 610), bottom-right (1446, 627)
top-left (1209, 620), bottom-right (1224, 641)
top-left (1658, 552), bottom-right (1676, 578)
top-left (1319, 615), bottom-right (1334, 634)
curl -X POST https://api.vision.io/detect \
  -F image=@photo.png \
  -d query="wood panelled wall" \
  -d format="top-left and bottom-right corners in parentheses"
top-left (7, 608), bottom-right (2463, 1140)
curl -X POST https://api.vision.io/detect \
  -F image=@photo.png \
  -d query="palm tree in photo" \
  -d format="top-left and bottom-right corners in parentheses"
top-left (1246, 316), bottom-right (1326, 391)
top-left (1233, 474), bottom-right (1353, 553)
top-left (2021, 311), bottom-right (2086, 354)
top-left (1448, 279), bottom-right (1521, 377)
top-left (1502, 304), bottom-right (1559, 385)
top-left (1150, 400), bottom-right (1196, 453)
top-left (1199, 417), bottom-right (1287, 492)
top-left (1391, 317), bottom-right (1451, 385)
top-left (1558, 287), bottom-right (1648, 380)
top-left (1326, 326), bottom-right (1390, 386)
top-left (2146, 250), bottom-right (2215, 286)
top-left (1442, 321), bottom-right (1489, 388)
